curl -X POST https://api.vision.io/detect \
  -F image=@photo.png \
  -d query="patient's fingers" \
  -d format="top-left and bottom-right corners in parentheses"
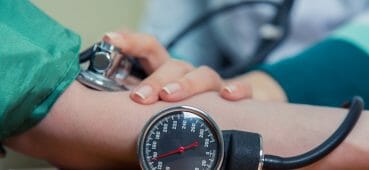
top-left (159, 66), bottom-right (224, 102)
top-left (130, 60), bottom-right (194, 104)
top-left (220, 81), bottom-right (253, 101)
top-left (103, 32), bottom-right (169, 73)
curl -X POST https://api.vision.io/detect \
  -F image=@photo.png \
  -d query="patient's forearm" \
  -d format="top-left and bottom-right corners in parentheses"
top-left (5, 82), bottom-right (369, 169)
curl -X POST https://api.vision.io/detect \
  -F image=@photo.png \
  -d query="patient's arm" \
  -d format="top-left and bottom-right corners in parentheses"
top-left (4, 81), bottom-right (369, 169)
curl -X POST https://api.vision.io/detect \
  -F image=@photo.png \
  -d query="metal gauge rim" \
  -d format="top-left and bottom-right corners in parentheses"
top-left (137, 105), bottom-right (224, 170)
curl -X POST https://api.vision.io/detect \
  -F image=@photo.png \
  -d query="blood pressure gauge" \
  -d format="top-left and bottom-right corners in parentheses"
top-left (138, 106), bottom-right (224, 170)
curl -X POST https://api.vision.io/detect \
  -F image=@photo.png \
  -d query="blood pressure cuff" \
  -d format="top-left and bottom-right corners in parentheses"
top-left (260, 23), bottom-right (369, 109)
top-left (0, 0), bottom-right (80, 142)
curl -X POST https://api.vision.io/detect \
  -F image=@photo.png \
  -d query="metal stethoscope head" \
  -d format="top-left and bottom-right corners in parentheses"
top-left (78, 42), bottom-right (134, 91)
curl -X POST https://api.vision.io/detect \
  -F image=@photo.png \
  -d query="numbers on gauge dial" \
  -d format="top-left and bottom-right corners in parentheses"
top-left (144, 113), bottom-right (218, 170)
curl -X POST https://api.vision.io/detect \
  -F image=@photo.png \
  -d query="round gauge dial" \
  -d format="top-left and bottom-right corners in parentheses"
top-left (138, 106), bottom-right (224, 170)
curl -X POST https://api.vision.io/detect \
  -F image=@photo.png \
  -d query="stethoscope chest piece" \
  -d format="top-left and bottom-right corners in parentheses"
top-left (78, 42), bottom-right (132, 91)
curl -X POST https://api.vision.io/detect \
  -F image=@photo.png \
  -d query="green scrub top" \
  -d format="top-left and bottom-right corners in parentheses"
top-left (0, 0), bottom-right (80, 140)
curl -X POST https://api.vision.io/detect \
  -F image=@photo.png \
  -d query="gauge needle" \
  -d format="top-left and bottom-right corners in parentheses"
top-left (152, 141), bottom-right (199, 161)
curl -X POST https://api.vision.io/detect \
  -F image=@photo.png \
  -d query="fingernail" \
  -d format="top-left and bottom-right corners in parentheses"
top-left (105, 32), bottom-right (120, 40)
top-left (134, 85), bottom-right (153, 100)
top-left (163, 83), bottom-right (181, 95)
top-left (223, 84), bottom-right (237, 93)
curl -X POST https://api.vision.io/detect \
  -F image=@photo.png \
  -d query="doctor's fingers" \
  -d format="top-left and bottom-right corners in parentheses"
top-left (130, 59), bottom-right (194, 104)
top-left (103, 32), bottom-right (169, 73)
top-left (220, 81), bottom-right (253, 101)
top-left (158, 66), bottom-right (225, 102)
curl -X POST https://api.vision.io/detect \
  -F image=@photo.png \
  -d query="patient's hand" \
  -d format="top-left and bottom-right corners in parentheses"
top-left (103, 32), bottom-right (252, 104)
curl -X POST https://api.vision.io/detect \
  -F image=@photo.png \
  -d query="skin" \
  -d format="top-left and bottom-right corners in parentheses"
top-left (225, 71), bottom-right (288, 102)
top-left (4, 81), bottom-right (369, 169)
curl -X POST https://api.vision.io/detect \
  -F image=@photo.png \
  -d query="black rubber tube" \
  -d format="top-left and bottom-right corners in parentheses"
top-left (165, 0), bottom-right (294, 77)
top-left (166, 0), bottom-right (281, 49)
top-left (263, 96), bottom-right (364, 169)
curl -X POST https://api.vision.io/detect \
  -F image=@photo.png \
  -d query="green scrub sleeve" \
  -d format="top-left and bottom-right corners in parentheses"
top-left (0, 0), bottom-right (81, 140)
top-left (260, 23), bottom-right (369, 109)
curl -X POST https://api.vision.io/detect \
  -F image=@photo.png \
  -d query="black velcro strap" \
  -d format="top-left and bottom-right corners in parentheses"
top-left (222, 130), bottom-right (262, 170)
top-left (0, 142), bottom-right (6, 158)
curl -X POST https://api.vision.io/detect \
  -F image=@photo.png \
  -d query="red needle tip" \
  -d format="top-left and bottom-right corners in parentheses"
top-left (179, 147), bottom-right (185, 153)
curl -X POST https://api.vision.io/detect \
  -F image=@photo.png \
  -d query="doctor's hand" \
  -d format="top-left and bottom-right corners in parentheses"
top-left (103, 32), bottom-right (252, 104)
